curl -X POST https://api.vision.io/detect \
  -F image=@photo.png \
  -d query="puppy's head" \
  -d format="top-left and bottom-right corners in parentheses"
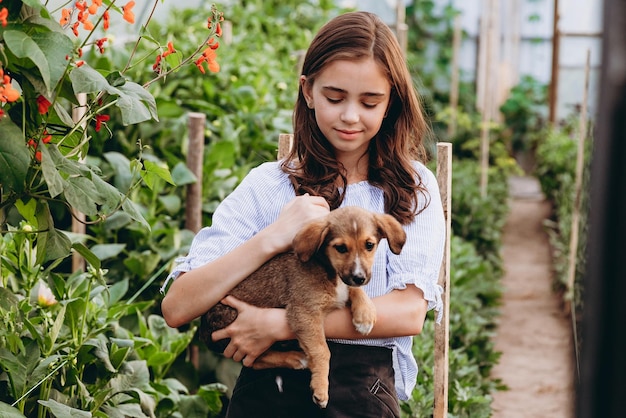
top-left (292, 206), bottom-right (406, 287)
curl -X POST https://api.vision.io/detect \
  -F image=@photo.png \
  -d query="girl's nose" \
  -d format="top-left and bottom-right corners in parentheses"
top-left (340, 103), bottom-right (359, 124)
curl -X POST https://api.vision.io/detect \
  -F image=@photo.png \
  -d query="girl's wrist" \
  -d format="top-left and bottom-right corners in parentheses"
top-left (267, 308), bottom-right (294, 341)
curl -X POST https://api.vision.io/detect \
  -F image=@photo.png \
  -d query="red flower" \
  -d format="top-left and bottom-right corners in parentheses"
top-left (76, 60), bottom-right (85, 67)
top-left (162, 41), bottom-right (176, 57)
top-left (37, 95), bottom-right (51, 114)
top-left (152, 54), bottom-right (162, 71)
top-left (95, 37), bottom-right (107, 54)
top-left (35, 151), bottom-right (42, 162)
top-left (0, 7), bottom-right (8, 27)
top-left (72, 21), bottom-right (80, 37)
top-left (122, 1), bottom-right (135, 24)
top-left (94, 114), bottom-right (110, 132)
top-left (103, 10), bottom-right (110, 30)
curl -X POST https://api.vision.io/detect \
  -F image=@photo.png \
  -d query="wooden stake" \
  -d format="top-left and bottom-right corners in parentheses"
top-left (448, 15), bottom-right (462, 138)
top-left (548, 0), bottom-right (560, 124)
top-left (72, 93), bottom-right (87, 273)
top-left (434, 142), bottom-right (452, 418)
top-left (186, 112), bottom-right (206, 371)
top-left (185, 113), bottom-right (206, 236)
top-left (395, 0), bottom-right (408, 57)
top-left (566, 49), bottom-right (590, 296)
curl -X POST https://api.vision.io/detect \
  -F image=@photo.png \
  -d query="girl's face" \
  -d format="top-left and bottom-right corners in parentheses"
top-left (301, 57), bottom-right (391, 163)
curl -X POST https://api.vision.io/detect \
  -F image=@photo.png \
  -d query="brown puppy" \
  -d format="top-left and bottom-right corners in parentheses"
top-left (199, 206), bottom-right (406, 408)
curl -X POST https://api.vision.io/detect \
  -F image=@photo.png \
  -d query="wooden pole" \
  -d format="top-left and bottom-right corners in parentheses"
top-left (548, 0), bottom-right (560, 124)
top-left (395, 0), bottom-right (408, 57)
top-left (72, 93), bottom-right (87, 273)
top-left (479, 0), bottom-right (495, 197)
top-left (447, 15), bottom-right (462, 138)
top-left (566, 49), bottom-right (590, 297)
top-left (434, 142), bottom-right (452, 418)
top-left (186, 112), bottom-right (206, 370)
top-left (185, 113), bottom-right (206, 237)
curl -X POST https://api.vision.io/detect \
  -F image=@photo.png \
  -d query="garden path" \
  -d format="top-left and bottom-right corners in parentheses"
top-left (490, 176), bottom-right (576, 418)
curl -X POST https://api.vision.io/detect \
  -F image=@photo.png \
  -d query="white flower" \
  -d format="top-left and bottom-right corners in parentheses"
top-left (37, 282), bottom-right (58, 307)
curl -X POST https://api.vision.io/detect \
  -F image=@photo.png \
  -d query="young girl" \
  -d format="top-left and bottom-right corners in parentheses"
top-left (161, 11), bottom-right (445, 418)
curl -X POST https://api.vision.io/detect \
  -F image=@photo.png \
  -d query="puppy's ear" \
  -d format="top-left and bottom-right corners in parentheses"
top-left (293, 219), bottom-right (330, 262)
top-left (376, 214), bottom-right (406, 255)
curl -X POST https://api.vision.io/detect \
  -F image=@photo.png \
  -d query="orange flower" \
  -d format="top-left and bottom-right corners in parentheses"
top-left (194, 57), bottom-right (206, 74)
top-left (37, 95), bottom-right (51, 114)
top-left (162, 41), bottom-right (176, 57)
top-left (35, 151), bottom-right (42, 162)
top-left (0, 75), bottom-right (20, 103)
top-left (103, 10), bottom-right (110, 30)
top-left (76, 60), bottom-right (85, 67)
top-left (72, 21), bottom-right (80, 37)
top-left (95, 114), bottom-right (110, 132)
top-left (88, 1), bottom-right (99, 15)
top-left (75, 1), bottom-right (87, 11)
top-left (82, 18), bottom-right (94, 31)
top-left (202, 48), bottom-right (220, 73)
top-left (215, 22), bottom-right (222, 37)
top-left (59, 8), bottom-right (71, 26)
top-left (0, 7), bottom-right (8, 27)
top-left (42, 134), bottom-right (52, 144)
top-left (122, 1), bottom-right (135, 24)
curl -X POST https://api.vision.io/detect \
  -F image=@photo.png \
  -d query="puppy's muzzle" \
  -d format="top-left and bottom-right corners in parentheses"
top-left (342, 274), bottom-right (369, 287)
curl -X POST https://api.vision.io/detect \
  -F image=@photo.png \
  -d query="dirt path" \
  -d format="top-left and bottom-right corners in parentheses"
top-left (490, 176), bottom-right (575, 418)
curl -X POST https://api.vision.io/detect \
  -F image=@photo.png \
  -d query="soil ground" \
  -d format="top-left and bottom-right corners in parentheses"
top-left (490, 176), bottom-right (576, 418)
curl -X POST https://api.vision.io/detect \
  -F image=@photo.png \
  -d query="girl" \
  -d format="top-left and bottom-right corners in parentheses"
top-left (161, 11), bottom-right (445, 418)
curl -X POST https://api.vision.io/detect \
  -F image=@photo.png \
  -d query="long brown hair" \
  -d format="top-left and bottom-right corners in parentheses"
top-left (280, 11), bottom-right (432, 225)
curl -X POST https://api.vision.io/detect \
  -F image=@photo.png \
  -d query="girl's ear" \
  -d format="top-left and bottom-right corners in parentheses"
top-left (300, 75), bottom-right (313, 108)
top-left (292, 219), bottom-right (330, 262)
top-left (376, 214), bottom-right (406, 255)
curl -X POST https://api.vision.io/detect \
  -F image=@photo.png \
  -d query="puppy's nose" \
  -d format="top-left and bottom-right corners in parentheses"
top-left (352, 276), bottom-right (366, 285)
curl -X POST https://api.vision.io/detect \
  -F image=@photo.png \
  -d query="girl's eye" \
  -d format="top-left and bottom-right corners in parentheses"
top-left (326, 97), bottom-right (342, 104)
top-left (362, 103), bottom-right (377, 109)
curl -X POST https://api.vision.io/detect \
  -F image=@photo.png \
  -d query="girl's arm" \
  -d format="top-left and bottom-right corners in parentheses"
top-left (212, 285), bottom-right (427, 366)
top-left (161, 194), bottom-right (330, 328)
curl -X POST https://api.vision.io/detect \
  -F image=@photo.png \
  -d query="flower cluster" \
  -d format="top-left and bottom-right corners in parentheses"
top-left (0, 68), bottom-right (20, 106)
top-left (60, 0), bottom-right (135, 37)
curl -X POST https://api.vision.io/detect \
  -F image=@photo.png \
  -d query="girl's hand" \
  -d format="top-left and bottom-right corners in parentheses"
top-left (269, 194), bottom-right (330, 253)
top-left (212, 296), bottom-right (292, 367)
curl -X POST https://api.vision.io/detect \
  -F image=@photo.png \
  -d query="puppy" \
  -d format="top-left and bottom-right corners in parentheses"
top-left (199, 206), bottom-right (406, 408)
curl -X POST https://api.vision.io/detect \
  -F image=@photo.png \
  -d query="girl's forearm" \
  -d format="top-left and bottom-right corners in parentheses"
top-left (161, 226), bottom-right (283, 328)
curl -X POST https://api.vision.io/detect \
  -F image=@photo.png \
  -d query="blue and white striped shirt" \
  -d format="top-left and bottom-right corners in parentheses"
top-left (162, 160), bottom-right (445, 400)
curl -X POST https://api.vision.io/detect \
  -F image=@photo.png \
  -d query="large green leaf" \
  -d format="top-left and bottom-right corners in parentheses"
top-left (38, 400), bottom-right (91, 418)
top-left (0, 401), bottom-right (27, 418)
top-left (69, 65), bottom-right (158, 125)
top-left (64, 176), bottom-right (102, 216)
top-left (0, 119), bottom-right (30, 193)
top-left (2, 30), bottom-right (72, 95)
top-left (39, 143), bottom-right (67, 198)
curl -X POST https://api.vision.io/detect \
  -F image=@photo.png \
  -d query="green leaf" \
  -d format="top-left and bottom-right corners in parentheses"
top-left (0, 119), bottom-right (30, 193)
top-left (0, 401), bottom-right (27, 418)
top-left (141, 160), bottom-right (175, 189)
top-left (90, 243), bottom-right (126, 260)
top-left (30, 31), bottom-right (74, 95)
top-left (64, 176), bottom-right (102, 216)
top-left (44, 228), bottom-right (72, 262)
top-left (3, 30), bottom-right (51, 91)
top-left (14, 198), bottom-right (38, 226)
top-left (39, 143), bottom-right (67, 198)
top-left (115, 81), bottom-right (159, 125)
top-left (69, 64), bottom-right (113, 94)
top-left (38, 400), bottom-right (92, 418)
top-left (72, 242), bottom-right (101, 269)
top-left (121, 198), bottom-right (150, 231)
top-left (170, 162), bottom-right (197, 186)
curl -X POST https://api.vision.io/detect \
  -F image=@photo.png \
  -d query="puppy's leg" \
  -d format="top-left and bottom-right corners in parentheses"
top-left (251, 350), bottom-right (308, 370)
top-left (290, 311), bottom-right (331, 409)
top-left (349, 287), bottom-right (376, 335)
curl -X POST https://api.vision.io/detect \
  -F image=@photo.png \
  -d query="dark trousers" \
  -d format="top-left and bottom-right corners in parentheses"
top-left (224, 342), bottom-right (401, 418)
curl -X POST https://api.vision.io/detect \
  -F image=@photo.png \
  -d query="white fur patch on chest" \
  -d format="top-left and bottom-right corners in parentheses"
top-left (334, 280), bottom-right (350, 307)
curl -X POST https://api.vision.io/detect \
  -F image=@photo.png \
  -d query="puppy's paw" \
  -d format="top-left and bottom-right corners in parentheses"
top-left (312, 391), bottom-right (329, 409)
top-left (351, 299), bottom-right (376, 335)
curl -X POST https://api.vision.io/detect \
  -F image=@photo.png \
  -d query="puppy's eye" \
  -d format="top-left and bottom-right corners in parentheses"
top-left (365, 241), bottom-right (375, 251)
top-left (334, 244), bottom-right (348, 254)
